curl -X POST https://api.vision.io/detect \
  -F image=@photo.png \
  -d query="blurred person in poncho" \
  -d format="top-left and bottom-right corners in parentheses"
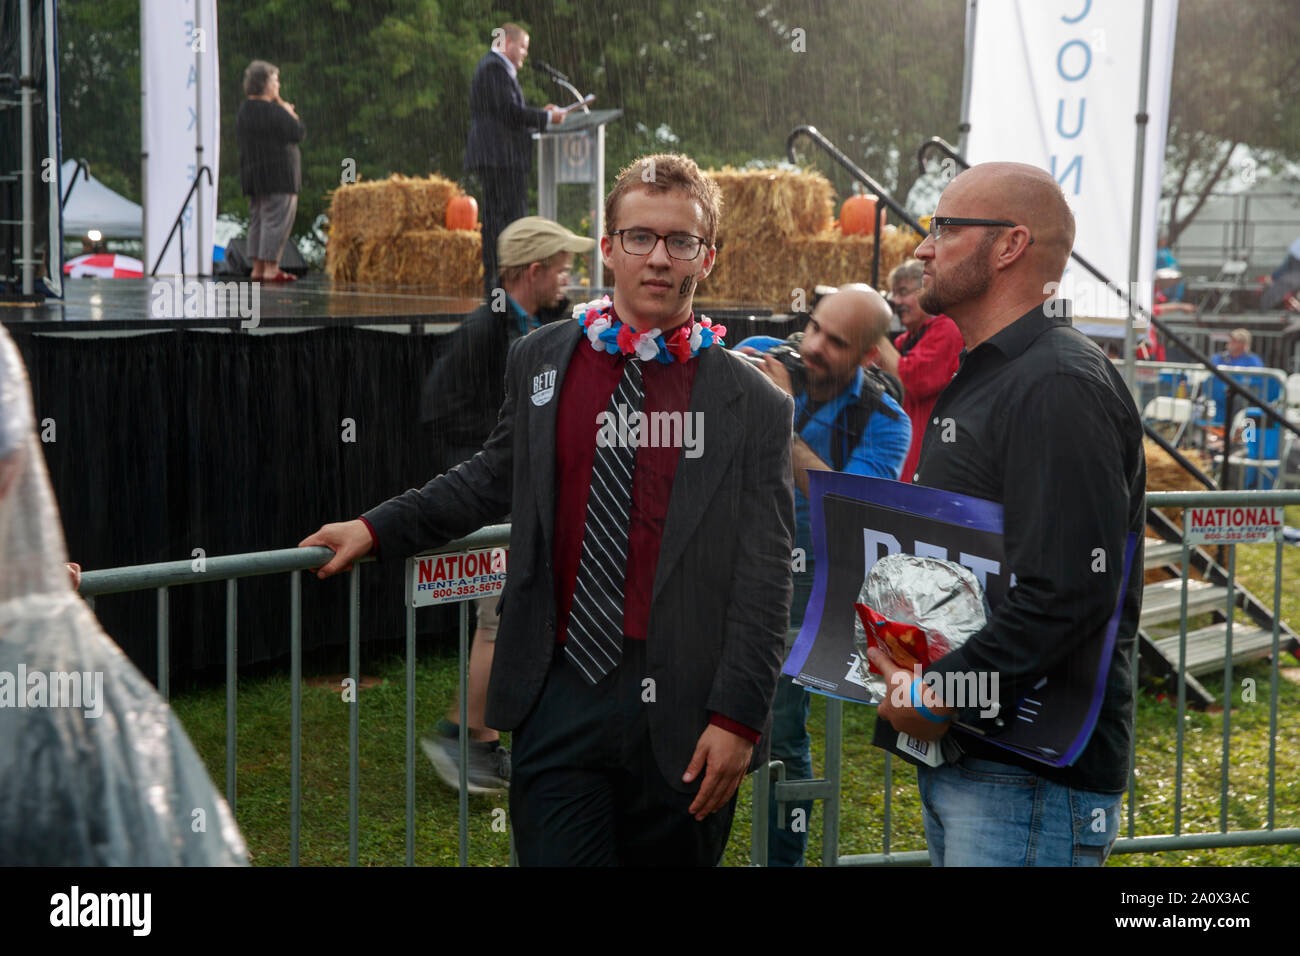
top-left (0, 326), bottom-right (246, 865)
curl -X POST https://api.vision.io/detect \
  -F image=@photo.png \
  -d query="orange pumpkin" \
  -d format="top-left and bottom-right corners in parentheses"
top-left (841, 194), bottom-right (883, 236)
top-left (445, 195), bottom-right (479, 231)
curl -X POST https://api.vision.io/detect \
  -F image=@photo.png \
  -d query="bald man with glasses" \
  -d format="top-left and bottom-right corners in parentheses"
top-left (870, 162), bottom-right (1145, 867)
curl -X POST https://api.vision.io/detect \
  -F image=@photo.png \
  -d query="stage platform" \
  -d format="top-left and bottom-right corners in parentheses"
top-left (3, 274), bottom-right (792, 683)
top-left (0, 275), bottom-right (780, 333)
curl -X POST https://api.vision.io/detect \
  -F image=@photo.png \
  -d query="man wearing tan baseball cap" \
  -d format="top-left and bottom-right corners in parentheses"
top-left (497, 216), bottom-right (595, 278)
top-left (411, 215), bottom-right (593, 793)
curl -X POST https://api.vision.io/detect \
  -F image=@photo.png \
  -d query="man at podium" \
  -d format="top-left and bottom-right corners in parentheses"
top-left (466, 23), bottom-right (564, 298)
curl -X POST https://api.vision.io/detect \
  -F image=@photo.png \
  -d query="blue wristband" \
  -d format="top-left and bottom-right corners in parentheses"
top-left (910, 679), bottom-right (952, 724)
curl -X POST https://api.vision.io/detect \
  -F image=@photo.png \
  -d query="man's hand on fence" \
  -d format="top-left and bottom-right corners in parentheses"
top-left (298, 520), bottom-right (374, 578)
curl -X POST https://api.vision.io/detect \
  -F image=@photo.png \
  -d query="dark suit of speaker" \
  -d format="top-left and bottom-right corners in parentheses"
top-left (465, 51), bottom-right (549, 297)
top-left (363, 319), bottom-right (795, 862)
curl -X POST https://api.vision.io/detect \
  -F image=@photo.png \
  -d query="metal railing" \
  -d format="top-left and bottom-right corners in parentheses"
top-left (150, 165), bottom-right (213, 279)
top-left (1169, 190), bottom-right (1300, 274)
top-left (80, 490), bottom-right (1297, 867)
top-left (785, 126), bottom-right (928, 289)
top-left (1128, 359), bottom-right (1295, 489)
top-left (1161, 322), bottom-right (1300, 377)
top-left (60, 159), bottom-right (90, 210)
top-left (752, 489), bottom-right (1300, 865)
top-left (79, 524), bottom-right (511, 867)
top-left (917, 136), bottom-right (1300, 451)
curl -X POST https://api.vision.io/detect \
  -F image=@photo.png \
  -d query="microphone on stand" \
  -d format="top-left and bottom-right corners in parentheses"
top-left (533, 61), bottom-right (591, 115)
top-left (533, 60), bottom-right (571, 84)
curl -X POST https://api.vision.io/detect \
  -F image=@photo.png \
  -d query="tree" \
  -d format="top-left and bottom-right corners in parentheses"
top-left (57, 0), bottom-right (968, 238)
top-left (1163, 0), bottom-right (1300, 245)
top-left (519, 0), bottom-right (963, 211)
top-left (58, 0), bottom-right (141, 202)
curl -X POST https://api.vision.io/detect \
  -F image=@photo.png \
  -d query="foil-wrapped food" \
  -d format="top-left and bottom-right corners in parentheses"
top-left (853, 554), bottom-right (988, 704)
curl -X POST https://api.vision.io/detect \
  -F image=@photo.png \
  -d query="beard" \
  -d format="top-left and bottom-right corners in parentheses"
top-left (919, 232), bottom-right (996, 315)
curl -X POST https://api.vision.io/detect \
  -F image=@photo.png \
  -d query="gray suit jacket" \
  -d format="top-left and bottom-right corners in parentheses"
top-left (365, 319), bottom-right (795, 792)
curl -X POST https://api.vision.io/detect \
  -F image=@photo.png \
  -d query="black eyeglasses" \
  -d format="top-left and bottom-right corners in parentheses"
top-left (928, 217), bottom-right (1033, 244)
top-left (610, 229), bottom-right (707, 260)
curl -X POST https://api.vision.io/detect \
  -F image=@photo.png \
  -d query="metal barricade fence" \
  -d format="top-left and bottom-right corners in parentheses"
top-left (1124, 360), bottom-right (1293, 489)
top-left (78, 492), bottom-right (1298, 867)
top-left (751, 489), bottom-right (1300, 866)
top-left (79, 524), bottom-right (511, 867)
top-left (1125, 359), bottom-right (1288, 423)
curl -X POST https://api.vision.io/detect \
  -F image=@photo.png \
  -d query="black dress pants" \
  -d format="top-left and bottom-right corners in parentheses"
top-left (509, 638), bottom-right (738, 866)
top-left (475, 165), bottom-right (529, 299)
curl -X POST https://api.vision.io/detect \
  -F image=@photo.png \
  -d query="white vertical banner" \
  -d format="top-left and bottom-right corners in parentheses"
top-left (45, 0), bottom-right (63, 297)
top-left (142, 0), bottom-right (219, 276)
top-left (965, 0), bottom-right (1178, 334)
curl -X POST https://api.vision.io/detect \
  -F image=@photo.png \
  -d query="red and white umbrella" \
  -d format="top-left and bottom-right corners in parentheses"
top-left (62, 253), bottom-right (145, 279)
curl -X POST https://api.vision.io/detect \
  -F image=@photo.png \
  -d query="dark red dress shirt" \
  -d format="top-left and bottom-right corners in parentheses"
top-left (364, 312), bottom-right (760, 743)
top-left (552, 314), bottom-right (758, 743)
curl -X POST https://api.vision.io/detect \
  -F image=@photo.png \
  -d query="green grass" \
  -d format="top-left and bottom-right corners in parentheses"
top-left (171, 514), bottom-right (1300, 866)
top-left (174, 652), bottom-right (514, 866)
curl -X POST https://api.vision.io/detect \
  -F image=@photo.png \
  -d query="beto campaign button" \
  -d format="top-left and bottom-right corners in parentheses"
top-left (531, 364), bottom-right (557, 406)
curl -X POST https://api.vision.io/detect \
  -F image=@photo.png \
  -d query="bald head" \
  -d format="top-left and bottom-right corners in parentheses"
top-left (815, 286), bottom-right (893, 354)
top-left (944, 162), bottom-right (1075, 281)
top-left (799, 285), bottom-right (893, 399)
top-left (916, 162), bottom-right (1077, 345)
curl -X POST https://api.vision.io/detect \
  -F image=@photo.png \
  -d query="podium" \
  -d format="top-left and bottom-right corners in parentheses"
top-left (536, 108), bottom-right (622, 290)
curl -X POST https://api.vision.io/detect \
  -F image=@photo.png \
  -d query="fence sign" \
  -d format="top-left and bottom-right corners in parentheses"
top-left (1185, 506), bottom-right (1285, 545)
top-left (406, 548), bottom-right (508, 607)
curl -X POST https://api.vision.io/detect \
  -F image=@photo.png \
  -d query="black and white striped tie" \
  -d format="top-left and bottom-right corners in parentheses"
top-left (566, 356), bottom-right (643, 684)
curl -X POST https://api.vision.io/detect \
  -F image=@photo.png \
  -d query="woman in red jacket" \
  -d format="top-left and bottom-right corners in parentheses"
top-left (874, 259), bottom-right (964, 482)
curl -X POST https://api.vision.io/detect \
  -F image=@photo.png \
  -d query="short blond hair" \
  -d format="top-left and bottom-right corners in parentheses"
top-left (604, 153), bottom-right (722, 244)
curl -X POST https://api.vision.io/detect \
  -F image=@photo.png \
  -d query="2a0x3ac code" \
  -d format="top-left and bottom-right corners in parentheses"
top-left (1190, 893), bottom-right (1250, 905)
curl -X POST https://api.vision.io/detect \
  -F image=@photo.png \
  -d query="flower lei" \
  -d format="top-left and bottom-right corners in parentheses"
top-left (571, 295), bottom-right (726, 363)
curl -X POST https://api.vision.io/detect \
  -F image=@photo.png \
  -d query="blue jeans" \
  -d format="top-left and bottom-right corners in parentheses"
top-left (917, 755), bottom-right (1122, 866)
top-left (766, 674), bottom-right (813, 866)
top-left (765, 572), bottom-right (817, 866)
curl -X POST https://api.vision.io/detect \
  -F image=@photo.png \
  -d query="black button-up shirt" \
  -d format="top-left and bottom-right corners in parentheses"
top-left (909, 302), bottom-right (1146, 793)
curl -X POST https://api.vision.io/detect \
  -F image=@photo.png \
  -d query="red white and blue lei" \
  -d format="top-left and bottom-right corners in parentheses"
top-left (572, 295), bottom-right (726, 364)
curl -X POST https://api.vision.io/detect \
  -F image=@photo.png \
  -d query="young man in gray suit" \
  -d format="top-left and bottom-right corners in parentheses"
top-left (301, 153), bottom-right (794, 865)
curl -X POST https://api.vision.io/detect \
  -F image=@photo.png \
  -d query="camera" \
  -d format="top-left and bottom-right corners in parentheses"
top-left (743, 331), bottom-right (807, 395)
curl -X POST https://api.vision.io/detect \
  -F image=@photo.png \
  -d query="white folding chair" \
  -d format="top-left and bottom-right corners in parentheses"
top-left (1193, 259), bottom-right (1249, 314)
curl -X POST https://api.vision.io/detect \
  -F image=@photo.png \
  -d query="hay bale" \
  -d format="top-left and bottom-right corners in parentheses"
top-left (706, 167), bottom-right (833, 239)
top-left (341, 230), bottom-right (481, 293)
top-left (327, 173), bottom-right (462, 241)
top-left (325, 234), bottom-right (365, 282)
top-left (1145, 438), bottom-right (1211, 493)
top-left (1144, 437), bottom-right (1214, 532)
top-left (699, 226), bottom-right (920, 306)
top-left (878, 224), bottom-right (923, 278)
top-left (325, 173), bottom-right (481, 292)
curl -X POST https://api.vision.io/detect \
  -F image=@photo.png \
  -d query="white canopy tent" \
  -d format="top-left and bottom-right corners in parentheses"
top-left (60, 161), bottom-right (143, 240)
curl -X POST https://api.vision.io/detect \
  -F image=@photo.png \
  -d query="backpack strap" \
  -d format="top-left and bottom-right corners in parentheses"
top-left (830, 371), bottom-right (902, 472)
